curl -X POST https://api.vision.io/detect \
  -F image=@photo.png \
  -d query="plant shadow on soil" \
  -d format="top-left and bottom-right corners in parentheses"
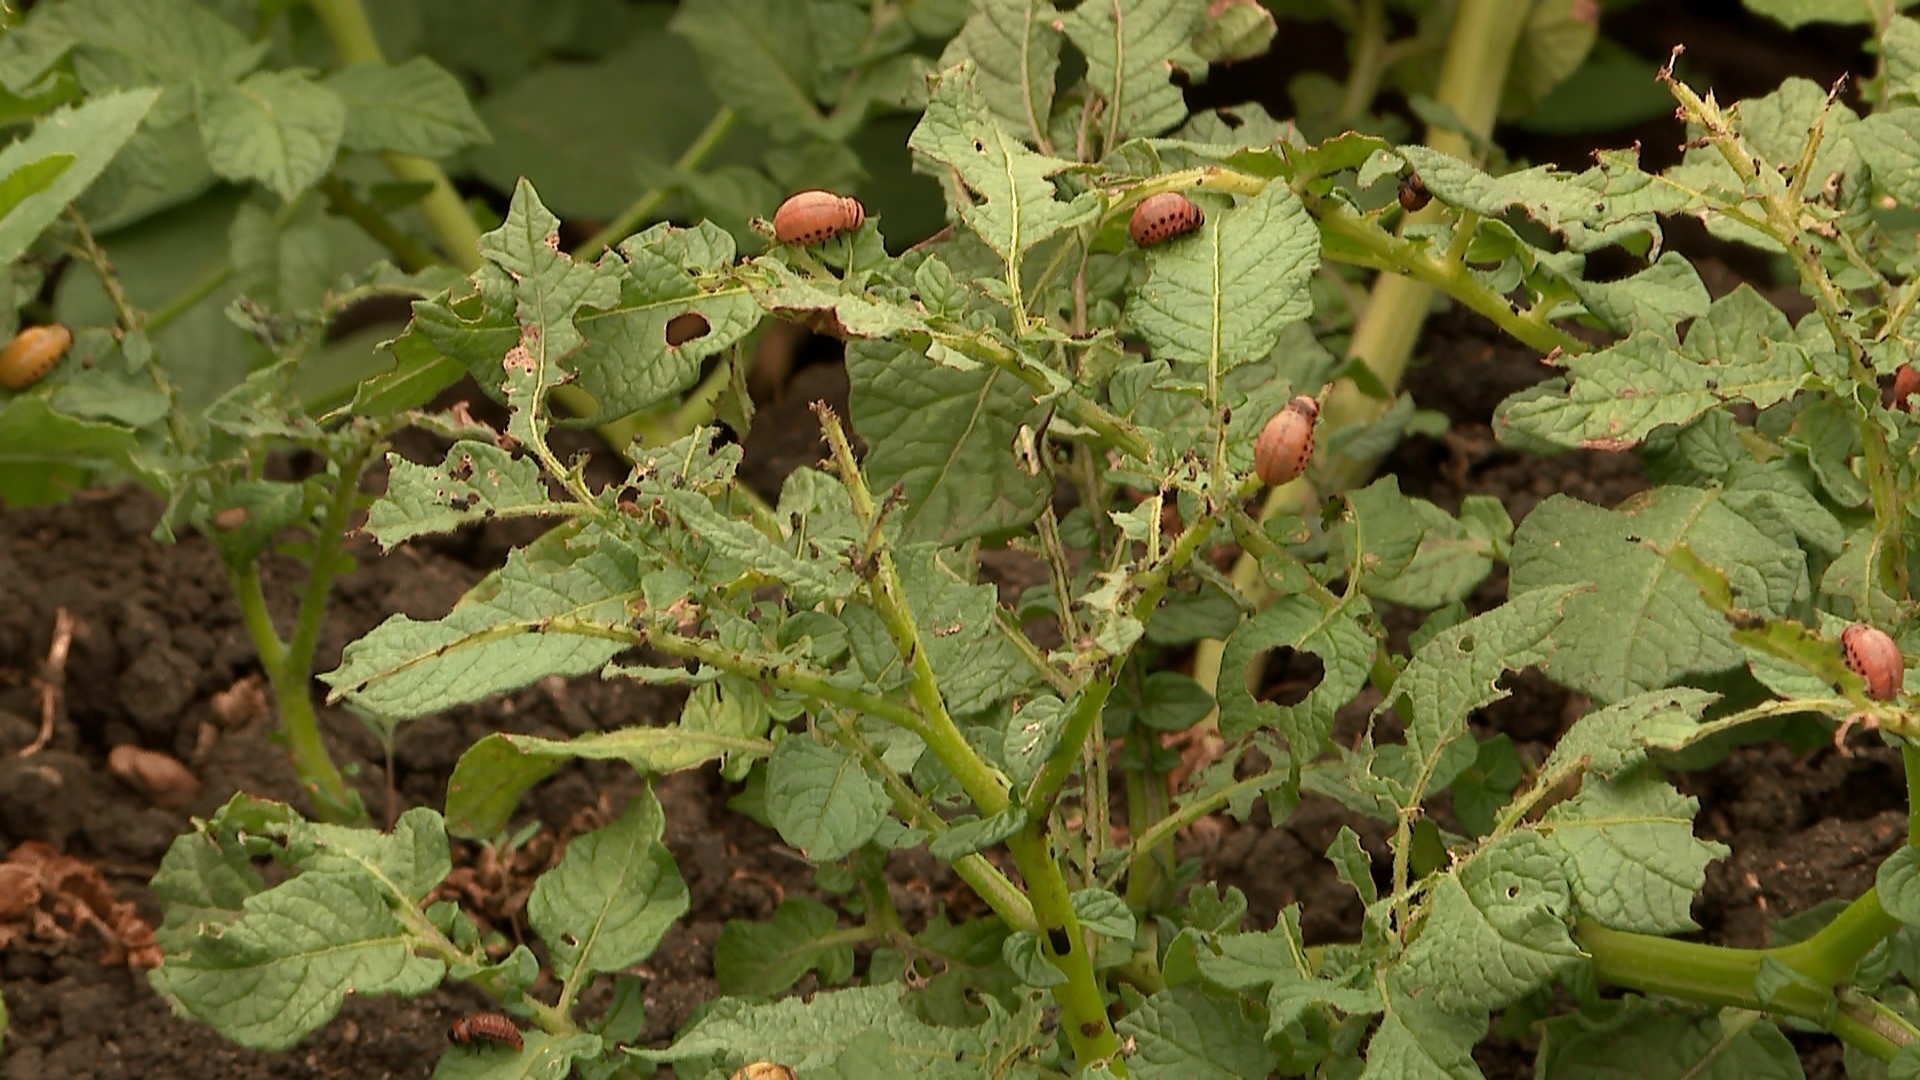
top-left (1, 8), bottom-right (1910, 1079)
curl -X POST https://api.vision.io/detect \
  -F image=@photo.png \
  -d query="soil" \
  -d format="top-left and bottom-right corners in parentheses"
top-left (0, 5), bottom-right (1901, 1079)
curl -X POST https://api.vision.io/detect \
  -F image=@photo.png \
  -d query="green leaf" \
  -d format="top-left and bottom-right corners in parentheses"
top-left (528, 788), bottom-right (688, 985)
top-left (0, 394), bottom-right (146, 508)
top-left (847, 340), bottom-right (1049, 545)
top-left (445, 722), bottom-right (774, 839)
top-left (435, 1032), bottom-right (605, 1080)
top-left (633, 985), bottom-right (1009, 1072)
top-left (1116, 986), bottom-right (1277, 1079)
top-left (573, 221), bottom-right (763, 419)
top-left (468, 30), bottom-right (735, 221)
top-left (1539, 772), bottom-right (1727, 934)
top-left (364, 441), bottom-right (553, 550)
top-left (198, 71), bottom-right (346, 201)
top-left (1744, 0), bottom-right (1915, 28)
top-left (481, 179), bottom-right (623, 376)
top-left (907, 63), bottom-right (1100, 264)
top-left (1215, 594), bottom-right (1374, 751)
top-left (1535, 997), bottom-right (1803, 1078)
top-left (1381, 586), bottom-right (1572, 807)
top-left (765, 737), bottom-right (889, 861)
top-left (321, 538), bottom-right (644, 718)
top-left (151, 870), bottom-right (444, 1051)
top-left (323, 58), bottom-right (490, 158)
top-left (1881, 847), bottom-right (1920, 926)
top-left (1362, 993), bottom-right (1487, 1079)
top-left (939, 0), bottom-right (1063, 148)
top-left (1394, 144), bottom-right (1665, 253)
top-left (0, 153), bottom-right (74, 222)
top-left (0, 88), bottom-right (157, 266)
top-left (1566, 251), bottom-right (1710, 338)
top-left (669, 0), bottom-right (825, 139)
top-left (1126, 182), bottom-right (1320, 375)
top-left (1540, 687), bottom-right (1717, 779)
top-left (1509, 489), bottom-right (1808, 702)
top-left (1394, 831), bottom-right (1581, 1012)
top-left (1072, 888), bottom-right (1137, 940)
top-left (928, 806), bottom-right (1029, 860)
top-left (715, 897), bottom-right (857, 997)
top-left (1061, 0), bottom-right (1209, 142)
top-left (1500, 0), bottom-right (1600, 121)
top-left (901, 546), bottom-right (1039, 716)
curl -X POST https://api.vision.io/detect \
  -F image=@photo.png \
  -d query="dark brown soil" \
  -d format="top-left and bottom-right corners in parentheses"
top-left (0, 7), bottom-right (1898, 1080)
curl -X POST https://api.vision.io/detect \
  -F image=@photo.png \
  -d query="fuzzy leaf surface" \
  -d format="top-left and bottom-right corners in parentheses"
top-left (528, 789), bottom-right (688, 984)
top-left (1127, 181), bottom-right (1320, 375)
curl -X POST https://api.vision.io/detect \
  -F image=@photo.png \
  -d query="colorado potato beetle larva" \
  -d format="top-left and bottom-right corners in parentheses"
top-left (1255, 394), bottom-right (1320, 486)
top-left (449, 1012), bottom-right (523, 1050)
top-left (731, 1065), bottom-right (798, 1080)
top-left (1841, 623), bottom-right (1904, 702)
top-left (0, 324), bottom-right (73, 390)
top-left (1130, 192), bottom-right (1205, 247)
top-left (210, 506), bottom-right (250, 531)
top-left (773, 190), bottom-right (866, 245)
top-left (1398, 173), bottom-right (1431, 212)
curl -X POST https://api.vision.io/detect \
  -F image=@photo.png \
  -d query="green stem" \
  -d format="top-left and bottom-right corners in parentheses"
top-left (1335, 0), bottom-right (1391, 128)
top-left (147, 261), bottom-right (234, 334)
top-left (306, 0), bottom-right (483, 273)
top-left (318, 175), bottom-right (441, 272)
top-left (573, 107), bottom-right (739, 259)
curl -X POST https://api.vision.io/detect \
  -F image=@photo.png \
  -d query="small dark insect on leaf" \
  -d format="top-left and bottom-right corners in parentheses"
top-left (448, 1012), bottom-right (522, 1050)
top-left (1398, 173), bottom-right (1431, 212)
top-left (665, 312), bottom-right (711, 347)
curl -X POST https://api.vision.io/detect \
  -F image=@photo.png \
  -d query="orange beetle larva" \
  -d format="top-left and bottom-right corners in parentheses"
top-left (731, 1065), bottom-right (798, 1080)
top-left (1841, 623), bottom-right (1904, 702)
top-left (448, 1012), bottom-right (523, 1050)
top-left (1130, 192), bottom-right (1204, 247)
top-left (0, 324), bottom-right (73, 390)
top-left (1398, 173), bottom-right (1431, 212)
top-left (773, 190), bottom-right (866, 246)
top-left (210, 506), bottom-right (250, 531)
top-left (1891, 364), bottom-right (1920, 412)
top-left (1254, 394), bottom-right (1320, 486)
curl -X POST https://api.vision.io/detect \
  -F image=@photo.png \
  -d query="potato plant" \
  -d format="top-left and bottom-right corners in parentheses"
top-left (11, 0), bottom-right (1920, 1077)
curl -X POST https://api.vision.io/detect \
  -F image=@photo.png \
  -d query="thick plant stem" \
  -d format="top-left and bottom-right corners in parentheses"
top-left (1578, 913), bottom-right (1919, 1060)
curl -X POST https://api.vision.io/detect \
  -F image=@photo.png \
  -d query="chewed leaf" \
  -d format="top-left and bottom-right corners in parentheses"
top-left (1061, 0), bottom-right (1209, 142)
top-left (321, 538), bottom-right (645, 718)
top-left (1393, 831), bottom-right (1581, 1012)
top-left (528, 788), bottom-right (688, 983)
top-left (365, 440), bottom-right (554, 550)
top-left (1540, 773), bottom-right (1727, 935)
top-left (150, 870), bottom-right (444, 1051)
top-left (908, 63), bottom-right (1100, 264)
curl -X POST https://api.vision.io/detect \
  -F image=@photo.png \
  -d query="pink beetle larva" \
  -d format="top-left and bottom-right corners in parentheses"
top-left (1255, 394), bottom-right (1320, 486)
top-left (1129, 192), bottom-right (1204, 247)
top-left (773, 190), bottom-right (866, 246)
top-left (0, 324), bottom-right (73, 390)
top-left (1841, 623), bottom-right (1903, 702)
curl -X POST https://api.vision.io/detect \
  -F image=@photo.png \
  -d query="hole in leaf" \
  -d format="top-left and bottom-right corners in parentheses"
top-left (1505, 885), bottom-right (1520, 900)
top-left (1456, 634), bottom-right (1475, 654)
top-left (665, 312), bottom-right (711, 347)
top-left (1259, 648), bottom-right (1323, 707)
